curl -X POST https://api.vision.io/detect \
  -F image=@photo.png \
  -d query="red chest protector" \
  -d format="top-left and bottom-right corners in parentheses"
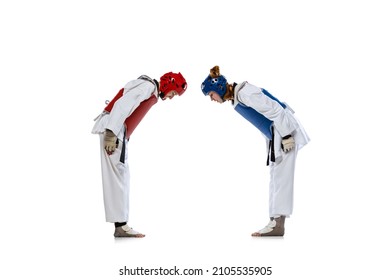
top-left (104, 88), bottom-right (158, 139)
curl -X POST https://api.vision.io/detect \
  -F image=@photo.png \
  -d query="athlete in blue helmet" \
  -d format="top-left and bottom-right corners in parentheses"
top-left (201, 66), bottom-right (310, 237)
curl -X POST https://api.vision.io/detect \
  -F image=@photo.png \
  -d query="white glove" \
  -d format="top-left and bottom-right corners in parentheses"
top-left (281, 136), bottom-right (295, 152)
top-left (103, 129), bottom-right (117, 154)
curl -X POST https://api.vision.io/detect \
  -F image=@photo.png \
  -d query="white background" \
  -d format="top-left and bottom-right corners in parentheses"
top-left (1, 0), bottom-right (389, 279)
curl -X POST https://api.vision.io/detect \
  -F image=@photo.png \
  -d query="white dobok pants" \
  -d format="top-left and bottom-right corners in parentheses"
top-left (268, 148), bottom-right (298, 217)
top-left (99, 134), bottom-right (129, 223)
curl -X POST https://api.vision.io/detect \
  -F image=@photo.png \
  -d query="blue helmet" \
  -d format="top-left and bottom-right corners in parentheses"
top-left (201, 74), bottom-right (228, 98)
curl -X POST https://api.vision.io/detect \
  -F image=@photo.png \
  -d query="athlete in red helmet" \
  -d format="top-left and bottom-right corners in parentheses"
top-left (92, 72), bottom-right (187, 237)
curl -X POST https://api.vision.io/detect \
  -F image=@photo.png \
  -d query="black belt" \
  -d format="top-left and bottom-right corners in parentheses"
top-left (266, 126), bottom-right (275, 166)
top-left (119, 127), bottom-right (126, 164)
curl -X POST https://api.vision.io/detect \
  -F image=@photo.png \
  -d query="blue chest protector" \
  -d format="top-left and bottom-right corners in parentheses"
top-left (234, 88), bottom-right (286, 140)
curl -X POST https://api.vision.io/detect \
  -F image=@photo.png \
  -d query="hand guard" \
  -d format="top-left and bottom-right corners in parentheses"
top-left (281, 135), bottom-right (295, 153)
top-left (103, 129), bottom-right (117, 154)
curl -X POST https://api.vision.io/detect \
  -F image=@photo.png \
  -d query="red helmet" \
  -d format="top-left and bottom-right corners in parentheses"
top-left (159, 72), bottom-right (187, 98)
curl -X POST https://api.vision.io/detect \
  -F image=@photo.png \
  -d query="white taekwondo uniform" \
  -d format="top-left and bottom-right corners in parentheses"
top-left (92, 76), bottom-right (158, 222)
top-left (233, 82), bottom-right (310, 217)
